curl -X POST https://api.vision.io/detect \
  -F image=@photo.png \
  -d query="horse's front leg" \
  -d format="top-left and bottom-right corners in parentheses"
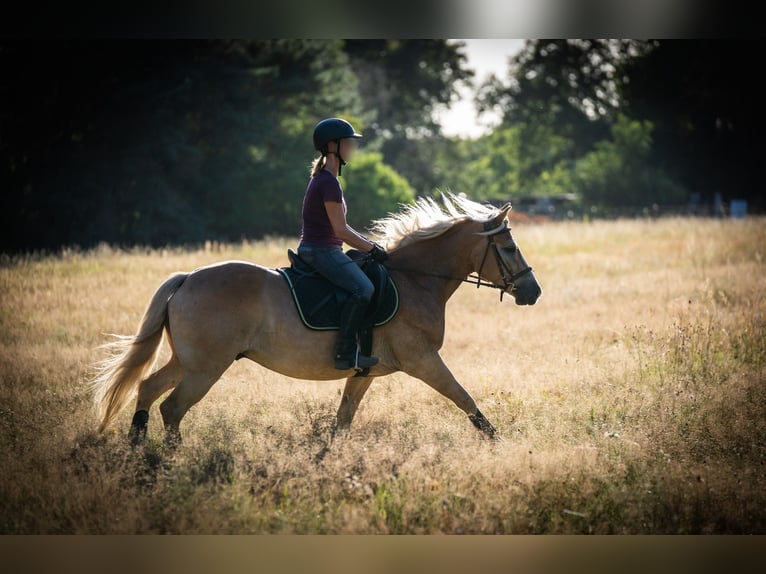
top-left (405, 351), bottom-right (498, 439)
top-left (309, 377), bottom-right (376, 464)
top-left (336, 376), bottom-right (374, 431)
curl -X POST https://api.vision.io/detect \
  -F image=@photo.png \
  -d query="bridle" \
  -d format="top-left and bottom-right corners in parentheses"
top-left (469, 219), bottom-right (533, 301)
top-left (381, 218), bottom-right (533, 302)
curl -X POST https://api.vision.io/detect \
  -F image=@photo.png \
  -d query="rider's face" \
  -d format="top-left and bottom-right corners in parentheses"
top-left (340, 138), bottom-right (359, 161)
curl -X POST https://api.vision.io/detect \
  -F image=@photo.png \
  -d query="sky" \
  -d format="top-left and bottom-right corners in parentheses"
top-left (436, 39), bottom-right (526, 139)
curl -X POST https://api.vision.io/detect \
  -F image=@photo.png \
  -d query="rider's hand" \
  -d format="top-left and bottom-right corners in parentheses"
top-left (369, 244), bottom-right (388, 263)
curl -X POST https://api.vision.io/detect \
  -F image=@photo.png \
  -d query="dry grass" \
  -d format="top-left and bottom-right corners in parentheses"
top-left (1, 219), bottom-right (765, 534)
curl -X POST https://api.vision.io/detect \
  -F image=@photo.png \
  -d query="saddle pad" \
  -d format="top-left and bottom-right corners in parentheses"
top-left (278, 265), bottom-right (399, 331)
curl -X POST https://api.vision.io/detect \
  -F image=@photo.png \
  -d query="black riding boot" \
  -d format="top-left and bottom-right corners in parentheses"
top-left (334, 296), bottom-right (379, 370)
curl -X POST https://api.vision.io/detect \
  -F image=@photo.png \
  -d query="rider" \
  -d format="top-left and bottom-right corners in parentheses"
top-left (298, 118), bottom-right (389, 371)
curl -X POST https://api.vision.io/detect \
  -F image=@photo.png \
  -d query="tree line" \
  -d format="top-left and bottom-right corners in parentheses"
top-left (2, 39), bottom-right (762, 253)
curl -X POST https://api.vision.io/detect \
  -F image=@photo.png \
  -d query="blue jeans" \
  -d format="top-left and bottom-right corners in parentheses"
top-left (297, 245), bottom-right (375, 302)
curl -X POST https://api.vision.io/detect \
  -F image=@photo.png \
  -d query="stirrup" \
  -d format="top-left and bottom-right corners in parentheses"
top-left (334, 344), bottom-right (378, 371)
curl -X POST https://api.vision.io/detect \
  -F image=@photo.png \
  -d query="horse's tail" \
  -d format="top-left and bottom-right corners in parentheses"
top-left (90, 272), bottom-right (189, 433)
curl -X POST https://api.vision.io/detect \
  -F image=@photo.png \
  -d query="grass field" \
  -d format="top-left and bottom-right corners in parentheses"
top-left (1, 217), bottom-right (765, 534)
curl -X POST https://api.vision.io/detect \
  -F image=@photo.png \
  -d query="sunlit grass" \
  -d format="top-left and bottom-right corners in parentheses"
top-left (1, 218), bottom-right (764, 533)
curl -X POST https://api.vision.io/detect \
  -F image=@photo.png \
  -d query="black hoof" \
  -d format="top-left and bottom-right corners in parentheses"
top-left (128, 410), bottom-right (149, 446)
top-left (469, 409), bottom-right (499, 439)
top-left (164, 428), bottom-right (182, 450)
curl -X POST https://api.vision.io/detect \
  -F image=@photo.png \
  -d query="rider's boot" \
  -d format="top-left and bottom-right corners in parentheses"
top-left (334, 295), bottom-right (378, 371)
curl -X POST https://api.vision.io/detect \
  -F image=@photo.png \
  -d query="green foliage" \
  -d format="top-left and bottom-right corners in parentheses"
top-left (1, 40), bottom-right (390, 251)
top-left (475, 40), bottom-right (643, 152)
top-left (457, 123), bottom-right (576, 202)
top-left (573, 115), bottom-right (687, 208)
top-left (345, 40), bottom-right (474, 196)
top-left (461, 127), bottom-right (521, 200)
top-left (525, 162), bottom-right (577, 198)
top-left (474, 39), bottom-right (764, 212)
top-left (339, 152), bottom-right (416, 229)
top-left (3, 40), bottom-right (457, 252)
top-left (442, 113), bottom-right (685, 210)
top-left (619, 40), bottom-right (764, 201)
top-left (180, 39), bottom-right (366, 240)
top-left (346, 40), bottom-right (473, 139)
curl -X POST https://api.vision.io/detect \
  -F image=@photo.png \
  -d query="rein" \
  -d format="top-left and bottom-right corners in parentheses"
top-left (384, 220), bottom-right (533, 302)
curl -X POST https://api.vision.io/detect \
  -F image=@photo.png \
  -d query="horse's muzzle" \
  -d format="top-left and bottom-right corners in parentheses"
top-left (510, 273), bottom-right (541, 306)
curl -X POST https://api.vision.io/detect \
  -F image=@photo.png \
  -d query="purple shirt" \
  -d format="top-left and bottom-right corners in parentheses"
top-left (300, 170), bottom-right (346, 248)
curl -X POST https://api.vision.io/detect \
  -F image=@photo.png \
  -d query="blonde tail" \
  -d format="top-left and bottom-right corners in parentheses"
top-left (89, 272), bottom-right (188, 432)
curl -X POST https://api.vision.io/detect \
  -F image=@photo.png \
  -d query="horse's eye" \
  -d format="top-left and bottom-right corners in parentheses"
top-left (501, 244), bottom-right (517, 255)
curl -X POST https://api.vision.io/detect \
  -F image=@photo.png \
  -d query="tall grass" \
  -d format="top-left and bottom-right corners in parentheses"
top-left (1, 220), bottom-right (764, 533)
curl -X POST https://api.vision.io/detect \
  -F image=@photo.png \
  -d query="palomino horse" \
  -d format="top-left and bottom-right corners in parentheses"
top-left (90, 194), bottom-right (541, 444)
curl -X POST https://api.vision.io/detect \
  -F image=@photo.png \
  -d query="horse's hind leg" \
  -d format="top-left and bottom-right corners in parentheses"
top-left (128, 357), bottom-right (182, 445)
top-left (159, 365), bottom-right (229, 446)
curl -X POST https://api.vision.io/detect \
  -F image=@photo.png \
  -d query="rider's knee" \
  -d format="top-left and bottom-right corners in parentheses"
top-left (356, 282), bottom-right (374, 303)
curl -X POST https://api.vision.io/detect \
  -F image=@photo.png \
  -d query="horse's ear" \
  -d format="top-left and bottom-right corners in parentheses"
top-left (481, 203), bottom-right (513, 234)
top-left (493, 203), bottom-right (512, 226)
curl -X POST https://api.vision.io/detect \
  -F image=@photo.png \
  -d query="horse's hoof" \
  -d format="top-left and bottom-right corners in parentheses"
top-left (164, 429), bottom-right (182, 450)
top-left (468, 409), bottom-right (499, 438)
top-left (128, 430), bottom-right (146, 448)
top-left (128, 410), bottom-right (149, 447)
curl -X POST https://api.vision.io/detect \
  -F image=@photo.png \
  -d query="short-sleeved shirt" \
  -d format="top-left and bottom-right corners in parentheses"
top-left (299, 170), bottom-right (346, 248)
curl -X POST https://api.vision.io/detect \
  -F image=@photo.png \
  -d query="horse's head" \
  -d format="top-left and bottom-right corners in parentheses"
top-left (472, 203), bottom-right (542, 306)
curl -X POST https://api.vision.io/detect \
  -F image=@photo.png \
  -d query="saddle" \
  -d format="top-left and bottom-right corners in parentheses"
top-left (277, 249), bottom-right (399, 375)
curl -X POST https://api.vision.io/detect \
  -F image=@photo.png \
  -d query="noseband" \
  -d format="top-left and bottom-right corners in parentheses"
top-left (470, 220), bottom-right (533, 301)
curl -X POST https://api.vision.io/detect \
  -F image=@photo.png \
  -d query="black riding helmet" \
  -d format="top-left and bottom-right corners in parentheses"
top-left (313, 118), bottom-right (363, 175)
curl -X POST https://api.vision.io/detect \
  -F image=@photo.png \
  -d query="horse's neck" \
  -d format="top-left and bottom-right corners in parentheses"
top-left (390, 227), bottom-right (474, 301)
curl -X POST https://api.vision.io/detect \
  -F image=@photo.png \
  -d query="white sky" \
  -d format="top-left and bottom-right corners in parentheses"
top-left (436, 39), bottom-right (526, 138)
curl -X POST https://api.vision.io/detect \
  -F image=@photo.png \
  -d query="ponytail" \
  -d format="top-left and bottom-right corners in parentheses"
top-left (310, 154), bottom-right (326, 178)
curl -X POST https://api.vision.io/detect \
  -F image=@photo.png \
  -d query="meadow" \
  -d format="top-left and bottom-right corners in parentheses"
top-left (1, 216), bottom-right (765, 534)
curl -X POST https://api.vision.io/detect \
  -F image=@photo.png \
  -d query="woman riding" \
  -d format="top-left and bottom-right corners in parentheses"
top-left (297, 117), bottom-right (389, 371)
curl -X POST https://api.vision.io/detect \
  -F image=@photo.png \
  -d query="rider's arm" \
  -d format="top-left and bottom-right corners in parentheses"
top-left (324, 201), bottom-right (376, 252)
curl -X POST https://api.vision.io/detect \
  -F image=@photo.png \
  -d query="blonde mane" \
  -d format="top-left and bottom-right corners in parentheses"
top-left (370, 193), bottom-right (501, 251)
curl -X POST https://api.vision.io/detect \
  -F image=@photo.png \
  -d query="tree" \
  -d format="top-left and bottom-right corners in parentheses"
top-left (0, 40), bottom-right (370, 251)
top-left (573, 114), bottom-right (686, 209)
top-left (454, 120), bottom-right (578, 202)
top-left (345, 40), bottom-right (473, 140)
top-left (466, 40), bottom-right (654, 205)
top-left (339, 152), bottom-right (416, 230)
top-left (619, 40), bottom-right (766, 208)
top-left (344, 40), bottom-right (474, 196)
top-left (475, 40), bottom-right (652, 155)
top-left (474, 39), bottom-right (766, 211)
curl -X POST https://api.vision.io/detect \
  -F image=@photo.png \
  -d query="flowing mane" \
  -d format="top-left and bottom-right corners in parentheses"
top-left (370, 193), bottom-right (501, 251)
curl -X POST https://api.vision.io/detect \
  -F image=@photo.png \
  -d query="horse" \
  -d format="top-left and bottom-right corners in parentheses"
top-left (89, 194), bottom-right (541, 445)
